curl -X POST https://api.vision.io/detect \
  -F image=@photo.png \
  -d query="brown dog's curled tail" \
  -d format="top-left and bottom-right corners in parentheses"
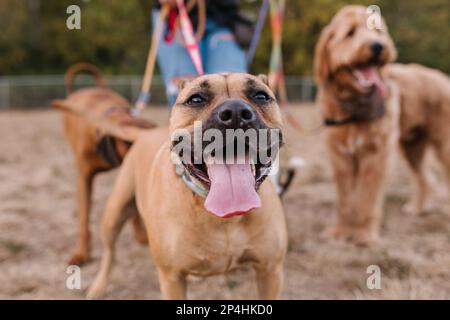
top-left (65, 63), bottom-right (107, 94)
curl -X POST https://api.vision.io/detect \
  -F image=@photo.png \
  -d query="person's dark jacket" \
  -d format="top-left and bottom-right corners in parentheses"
top-left (153, 0), bottom-right (251, 32)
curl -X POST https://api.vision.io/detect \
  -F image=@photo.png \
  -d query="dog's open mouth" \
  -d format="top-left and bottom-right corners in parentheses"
top-left (181, 144), bottom-right (275, 218)
top-left (350, 64), bottom-right (386, 96)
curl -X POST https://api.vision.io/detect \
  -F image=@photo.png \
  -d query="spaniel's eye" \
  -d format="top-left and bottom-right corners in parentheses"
top-left (346, 27), bottom-right (355, 37)
top-left (253, 91), bottom-right (271, 102)
top-left (185, 94), bottom-right (206, 106)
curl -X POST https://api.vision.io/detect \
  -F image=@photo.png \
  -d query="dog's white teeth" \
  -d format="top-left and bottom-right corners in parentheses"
top-left (353, 70), bottom-right (363, 80)
top-left (353, 70), bottom-right (371, 87)
top-left (251, 163), bottom-right (256, 177)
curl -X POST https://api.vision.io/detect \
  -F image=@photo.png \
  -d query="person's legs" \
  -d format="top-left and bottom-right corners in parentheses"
top-left (152, 11), bottom-right (247, 105)
top-left (152, 10), bottom-right (197, 107)
top-left (202, 21), bottom-right (247, 74)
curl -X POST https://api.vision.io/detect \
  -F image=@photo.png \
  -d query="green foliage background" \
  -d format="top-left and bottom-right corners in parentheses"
top-left (0, 0), bottom-right (448, 76)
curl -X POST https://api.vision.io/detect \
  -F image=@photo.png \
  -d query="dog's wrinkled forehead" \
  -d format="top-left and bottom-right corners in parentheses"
top-left (170, 73), bottom-right (282, 131)
top-left (176, 73), bottom-right (270, 101)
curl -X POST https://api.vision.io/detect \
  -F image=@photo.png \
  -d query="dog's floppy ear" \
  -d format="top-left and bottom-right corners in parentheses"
top-left (257, 74), bottom-right (269, 86)
top-left (384, 25), bottom-right (398, 63)
top-left (314, 25), bottom-right (334, 86)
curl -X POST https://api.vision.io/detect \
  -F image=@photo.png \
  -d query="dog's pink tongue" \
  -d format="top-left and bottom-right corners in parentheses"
top-left (205, 160), bottom-right (261, 218)
top-left (360, 66), bottom-right (386, 97)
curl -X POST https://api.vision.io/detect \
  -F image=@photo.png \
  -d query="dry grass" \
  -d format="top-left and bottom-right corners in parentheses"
top-left (0, 105), bottom-right (449, 299)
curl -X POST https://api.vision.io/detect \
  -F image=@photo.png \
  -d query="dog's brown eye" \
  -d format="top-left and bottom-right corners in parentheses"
top-left (185, 94), bottom-right (206, 106)
top-left (346, 27), bottom-right (355, 37)
top-left (253, 91), bottom-right (271, 103)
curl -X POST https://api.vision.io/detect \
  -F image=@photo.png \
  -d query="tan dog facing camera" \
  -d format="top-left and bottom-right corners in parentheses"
top-left (87, 73), bottom-right (287, 299)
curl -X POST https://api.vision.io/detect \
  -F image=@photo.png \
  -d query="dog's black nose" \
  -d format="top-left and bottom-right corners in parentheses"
top-left (214, 100), bottom-right (258, 129)
top-left (370, 42), bottom-right (384, 57)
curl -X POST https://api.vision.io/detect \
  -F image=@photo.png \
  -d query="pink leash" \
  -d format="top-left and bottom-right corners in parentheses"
top-left (177, 0), bottom-right (204, 75)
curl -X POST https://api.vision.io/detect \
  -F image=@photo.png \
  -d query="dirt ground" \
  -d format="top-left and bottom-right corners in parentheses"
top-left (0, 104), bottom-right (449, 300)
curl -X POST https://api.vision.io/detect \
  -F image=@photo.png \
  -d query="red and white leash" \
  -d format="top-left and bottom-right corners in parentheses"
top-left (133, 0), bottom-right (204, 115)
top-left (176, 0), bottom-right (204, 75)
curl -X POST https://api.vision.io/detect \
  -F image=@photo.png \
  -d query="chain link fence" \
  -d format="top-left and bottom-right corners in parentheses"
top-left (0, 75), bottom-right (316, 109)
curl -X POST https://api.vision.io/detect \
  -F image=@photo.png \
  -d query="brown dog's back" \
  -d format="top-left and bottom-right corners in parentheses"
top-left (59, 64), bottom-right (155, 169)
top-left (384, 63), bottom-right (450, 140)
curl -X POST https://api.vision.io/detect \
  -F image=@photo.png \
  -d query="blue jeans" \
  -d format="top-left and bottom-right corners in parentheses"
top-left (152, 10), bottom-right (247, 106)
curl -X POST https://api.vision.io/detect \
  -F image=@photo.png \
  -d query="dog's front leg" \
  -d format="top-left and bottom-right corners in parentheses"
top-left (254, 264), bottom-right (283, 300)
top-left (326, 148), bottom-right (356, 242)
top-left (86, 198), bottom-right (136, 299)
top-left (157, 269), bottom-right (187, 300)
top-left (87, 156), bottom-right (137, 299)
top-left (351, 150), bottom-right (389, 245)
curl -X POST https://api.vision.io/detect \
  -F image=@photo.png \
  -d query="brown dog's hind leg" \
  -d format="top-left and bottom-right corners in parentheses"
top-left (68, 169), bottom-right (95, 266)
top-left (255, 264), bottom-right (283, 300)
top-left (87, 158), bottom-right (136, 299)
top-left (400, 129), bottom-right (429, 215)
top-left (157, 269), bottom-right (187, 300)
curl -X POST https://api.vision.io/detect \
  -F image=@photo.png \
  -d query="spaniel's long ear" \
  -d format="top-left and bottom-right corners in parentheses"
top-left (384, 23), bottom-right (398, 63)
top-left (314, 25), bottom-right (334, 87)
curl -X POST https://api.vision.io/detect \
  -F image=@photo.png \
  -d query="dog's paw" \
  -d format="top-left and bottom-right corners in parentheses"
top-left (86, 283), bottom-right (106, 300)
top-left (322, 226), bottom-right (378, 246)
top-left (351, 229), bottom-right (379, 247)
top-left (67, 251), bottom-right (90, 266)
top-left (401, 200), bottom-right (430, 216)
top-left (401, 201), bottom-right (420, 215)
top-left (321, 226), bottom-right (351, 242)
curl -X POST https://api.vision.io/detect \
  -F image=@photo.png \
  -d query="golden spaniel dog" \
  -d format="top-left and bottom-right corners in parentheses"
top-left (314, 5), bottom-right (399, 244)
